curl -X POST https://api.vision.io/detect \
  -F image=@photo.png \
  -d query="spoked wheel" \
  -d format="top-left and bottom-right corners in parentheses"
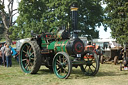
top-left (19, 41), bottom-right (41, 74)
top-left (53, 52), bottom-right (72, 79)
top-left (80, 51), bottom-right (100, 76)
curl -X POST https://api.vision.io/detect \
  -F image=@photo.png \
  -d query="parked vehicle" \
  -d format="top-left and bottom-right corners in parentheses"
top-left (93, 38), bottom-right (122, 64)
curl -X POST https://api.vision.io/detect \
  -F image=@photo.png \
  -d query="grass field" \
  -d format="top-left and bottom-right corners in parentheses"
top-left (0, 59), bottom-right (128, 85)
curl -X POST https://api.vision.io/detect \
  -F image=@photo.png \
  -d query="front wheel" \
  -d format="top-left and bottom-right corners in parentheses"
top-left (53, 52), bottom-right (72, 79)
top-left (80, 51), bottom-right (100, 76)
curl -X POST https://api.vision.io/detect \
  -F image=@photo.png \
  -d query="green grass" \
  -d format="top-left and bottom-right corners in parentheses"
top-left (0, 59), bottom-right (128, 85)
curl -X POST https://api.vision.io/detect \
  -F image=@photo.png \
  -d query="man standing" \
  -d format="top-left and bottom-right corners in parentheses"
top-left (0, 44), bottom-right (2, 49)
top-left (0, 44), bottom-right (2, 65)
top-left (1, 43), bottom-right (7, 67)
top-left (0, 50), bottom-right (2, 65)
top-left (4, 45), bottom-right (12, 67)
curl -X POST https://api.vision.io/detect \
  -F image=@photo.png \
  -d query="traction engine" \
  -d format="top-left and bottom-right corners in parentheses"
top-left (19, 3), bottom-right (100, 79)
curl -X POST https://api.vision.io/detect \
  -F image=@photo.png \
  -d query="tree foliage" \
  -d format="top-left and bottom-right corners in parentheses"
top-left (0, 15), bottom-right (5, 39)
top-left (0, 0), bottom-right (18, 45)
top-left (104, 0), bottom-right (128, 44)
top-left (12, 0), bottom-right (104, 39)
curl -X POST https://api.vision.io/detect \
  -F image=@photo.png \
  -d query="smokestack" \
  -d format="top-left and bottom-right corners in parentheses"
top-left (70, 2), bottom-right (78, 39)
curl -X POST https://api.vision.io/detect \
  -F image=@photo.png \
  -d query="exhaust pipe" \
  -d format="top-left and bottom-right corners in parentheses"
top-left (70, 2), bottom-right (78, 39)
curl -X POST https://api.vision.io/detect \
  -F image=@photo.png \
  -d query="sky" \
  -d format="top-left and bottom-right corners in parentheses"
top-left (98, 3), bottom-right (111, 38)
top-left (4, 0), bottom-right (111, 39)
top-left (4, 0), bottom-right (19, 20)
top-left (97, 26), bottom-right (111, 38)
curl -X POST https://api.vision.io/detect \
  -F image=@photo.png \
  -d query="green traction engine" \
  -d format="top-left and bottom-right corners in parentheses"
top-left (19, 3), bottom-right (100, 79)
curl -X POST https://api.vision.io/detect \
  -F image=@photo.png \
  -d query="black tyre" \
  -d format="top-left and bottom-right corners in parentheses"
top-left (80, 51), bottom-right (100, 76)
top-left (19, 41), bottom-right (41, 74)
top-left (53, 52), bottom-right (72, 79)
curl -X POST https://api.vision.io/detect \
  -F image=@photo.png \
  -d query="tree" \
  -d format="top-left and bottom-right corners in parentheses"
top-left (10, 0), bottom-right (47, 39)
top-left (104, 0), bottom-right (128, 44)
top-left (13, 0), bottom-right (104, 39)
top-left (0, 15), bottom-right (5, 40)
top-left (0, 0), bottom-right (18, 45)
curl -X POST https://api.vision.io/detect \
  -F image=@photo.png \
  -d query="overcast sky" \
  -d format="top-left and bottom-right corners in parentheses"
top-left (4, 0), bottom-right (111, 38)
top-left (98, 3), bottom-right (111, 38)
top-left (4, 0), bottom-right (19, 20)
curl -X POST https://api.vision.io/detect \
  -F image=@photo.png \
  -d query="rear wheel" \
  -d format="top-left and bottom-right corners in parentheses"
top-left (53, 52), bottom-right (72, 79)
top-left (80, 51), bottom-right (100, 76)
top-left (19, 41), bottom-right (41, 74)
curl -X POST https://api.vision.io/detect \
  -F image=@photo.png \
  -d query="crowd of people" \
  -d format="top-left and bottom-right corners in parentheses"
top-left (0, 43), bottom-right (13, 67)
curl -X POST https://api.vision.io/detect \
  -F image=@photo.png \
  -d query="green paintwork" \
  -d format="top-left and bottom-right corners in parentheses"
top-left (48, 40), bottom-right (68, 53)
top-left (47, 41), bottom-right (56, 49)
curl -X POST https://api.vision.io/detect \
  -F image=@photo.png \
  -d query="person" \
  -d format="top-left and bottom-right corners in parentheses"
top-left (0, 43), bottom-right (2, 49)
top-left (14, 51), bottom-right (19, 63)
top-left (1, 43), bottom-right (7, 66)
top-left (4, 44), bottom-right (12, 67)
top-left (0, 50), bottom-right (2, 65)
top-left (96, 46), bottom-right (103, 61)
